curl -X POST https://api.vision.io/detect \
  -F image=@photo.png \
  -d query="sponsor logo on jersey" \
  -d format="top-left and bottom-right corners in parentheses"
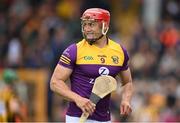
top-left (84, 56), bottom-right (94, 60)
top-left (98, 67), bottom-right (109, 75)
top-left (97, 55), bottom-right (107, 58)
top-left (63, 48), bottom-right (70, 57)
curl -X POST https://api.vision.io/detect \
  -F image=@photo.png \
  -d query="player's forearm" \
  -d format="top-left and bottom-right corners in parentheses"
top-left (121, 82), bottom-right (133, 103)
top-left (50, 80), bottom-right (81, 102)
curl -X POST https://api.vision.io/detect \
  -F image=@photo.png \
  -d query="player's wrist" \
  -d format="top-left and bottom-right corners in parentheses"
top-left (71, 92), bottom-right (82, 103)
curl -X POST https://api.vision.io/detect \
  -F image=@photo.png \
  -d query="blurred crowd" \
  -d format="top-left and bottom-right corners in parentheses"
top-left (0, 0), bottom-right (179, 122)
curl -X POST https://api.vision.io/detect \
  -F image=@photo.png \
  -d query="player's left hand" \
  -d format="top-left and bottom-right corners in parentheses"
top-left (120, 101), bottom-right (132, 116)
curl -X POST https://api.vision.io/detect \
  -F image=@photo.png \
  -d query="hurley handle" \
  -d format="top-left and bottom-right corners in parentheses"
top-left (79, 112), bottom-right (89, 123)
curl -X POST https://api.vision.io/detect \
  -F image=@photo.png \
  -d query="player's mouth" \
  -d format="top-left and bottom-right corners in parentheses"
top-left (84, 32), bottom-right (95, 38)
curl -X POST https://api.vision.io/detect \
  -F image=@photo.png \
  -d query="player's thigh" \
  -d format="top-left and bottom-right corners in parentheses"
top-left (65, 115), bottom-right (111, 123)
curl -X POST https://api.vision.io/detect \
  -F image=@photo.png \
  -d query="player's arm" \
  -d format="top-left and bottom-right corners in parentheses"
top-left (51, 64), bottom-right (76, 101)
top-left (118, 68), bottom-right (133, 115)
top-left (50, 64), bottom-right (95, 114)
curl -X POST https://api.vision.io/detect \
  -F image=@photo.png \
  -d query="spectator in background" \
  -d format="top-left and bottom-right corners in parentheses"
top-left (0, 69), bottom-right (27, 122)
top-left (7, 37), bottom-right (22, 68)
top-left (160, 24), bottom-right (179, 48)
top-left (160, 94), bottom-right (178, 122)
top-left (158, 47), bottom-right (178, 77)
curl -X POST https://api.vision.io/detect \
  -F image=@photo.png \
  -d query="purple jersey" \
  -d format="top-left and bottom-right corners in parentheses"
top-left (58, 39), bottom-right (129, 121)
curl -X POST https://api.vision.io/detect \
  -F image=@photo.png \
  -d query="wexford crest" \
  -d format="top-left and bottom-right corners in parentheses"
top-left (111, 56), bottom-right (119, 64)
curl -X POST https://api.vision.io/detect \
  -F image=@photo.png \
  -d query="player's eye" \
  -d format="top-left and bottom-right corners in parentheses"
top-left (89, 22), bottom-right (95, 27)
top-left (82, 23), bottom-right (86, 27)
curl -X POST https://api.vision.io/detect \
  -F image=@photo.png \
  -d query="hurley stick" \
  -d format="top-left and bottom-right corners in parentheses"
top-left (79, 75), bottom-right (117, 123)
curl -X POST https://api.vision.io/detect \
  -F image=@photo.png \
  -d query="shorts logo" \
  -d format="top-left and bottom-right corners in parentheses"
top-left (84, 56), bottom-right (93, 60)
top-left (111, 56), bottom-right (119, 64)
top-left (98, 67), bottom-right (109, 75)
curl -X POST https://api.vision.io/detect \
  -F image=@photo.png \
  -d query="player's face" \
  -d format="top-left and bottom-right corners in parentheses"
top-left (81, 20), bottom-right (102, 41)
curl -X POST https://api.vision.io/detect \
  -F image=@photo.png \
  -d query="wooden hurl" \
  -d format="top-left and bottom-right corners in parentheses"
top-left (79, 75), bottom-right (117, 123)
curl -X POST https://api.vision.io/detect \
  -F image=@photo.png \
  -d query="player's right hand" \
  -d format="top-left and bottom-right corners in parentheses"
top-left (75, 97), bottom-right (96, 115)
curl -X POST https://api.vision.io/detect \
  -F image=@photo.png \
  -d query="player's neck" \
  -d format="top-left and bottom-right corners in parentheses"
top-left (94, 36), bottom-right (108, 48)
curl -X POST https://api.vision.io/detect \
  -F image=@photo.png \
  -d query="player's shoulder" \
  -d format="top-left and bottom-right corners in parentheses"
top-left (76, 39), bottom-right (86, 48)
top-left (64, 39), bottom-right (86, 53)
top-left (65, 39), bottom-right (82, 51)
top-left (108, 39), bottom-right (129, 55)
top-left (63, 39), bottom-right (85, 54)
top-left (108, 39), bottom-right (123, 50)
top-left (62, 43), bottom-right (77, 57)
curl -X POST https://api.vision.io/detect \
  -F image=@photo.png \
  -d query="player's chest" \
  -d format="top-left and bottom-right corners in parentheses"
top-left (76, 48), bottom-right (124, 66)
top-left (75, 49), bottom-right (125, 77)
